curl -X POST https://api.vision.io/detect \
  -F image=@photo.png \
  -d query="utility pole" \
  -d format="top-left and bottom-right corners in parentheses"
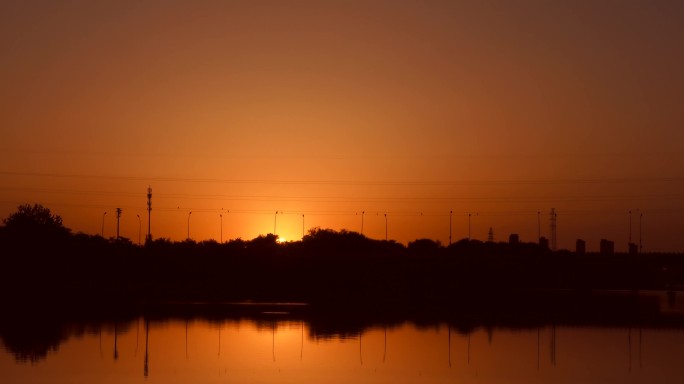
top-left (449, 210), bottom-right (453, 246)
top-left (136, 214), bottom-right (141, 245)
top-left (537, 211), bottom-right (541, 243)
top-left (384, 213), bottom-right (388, 241)
top-left (220, 213), bottom-right (223, 243)
top-left (146, 186), bottom-right (152, 243)
top-left (639, 212), bottom-right (643, 253)
top-left (302, 214), bottom-right (305, 238)
top-left (550, 208), bottom-right (557, 251)
top-left (629, 210), bottom-right (632, 245)
top-left (101, 211), bottom-right (107, 238)
top-left (361, 211), bottom-right (365, 235)
top-left (274, 211), bottom-right (279, 235)
top-left (187, 211), bottom-right (192, 240)
top-left (116, 208), bottom-right (122, 240)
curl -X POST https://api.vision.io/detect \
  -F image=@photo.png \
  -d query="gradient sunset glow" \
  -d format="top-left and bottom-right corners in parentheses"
top-left (1, 1), bottom-right (683, 251)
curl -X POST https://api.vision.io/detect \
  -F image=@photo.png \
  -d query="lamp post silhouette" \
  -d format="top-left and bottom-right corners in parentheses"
top-left (101, 211), bottom-right (107, 237)
top-left (187, 211), bottom-right (192, 240)
top-left (639, 212), bottom-right (644, 253)
top-left (220, 213), bottom-right (223, 243)
top-left (537, 211), bottom-right (541, 243)
top-left (274, 211), bottom-right (281, 236)
top-left (449, 210), bottom-right (453, 245)
top-left (361, 211), bottom-right (365, 235)
top-left (302, 214), bottom-right (305, 238)
top-left (468, 213), bottom-right (477, 240)
top-left (629, 210), bottom-right (633, 245)
top-left (136, 214), bottom-right (141, 245)
top-left (384, 213), bottom-right (388, 241)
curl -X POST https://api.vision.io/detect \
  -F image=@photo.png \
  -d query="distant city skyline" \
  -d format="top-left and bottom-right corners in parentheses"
top-left (0, 190), bottom-right (664, 254)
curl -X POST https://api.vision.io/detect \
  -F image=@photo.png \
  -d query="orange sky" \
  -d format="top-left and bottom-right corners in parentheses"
top-left (1, 1), bottom-right (683, 251)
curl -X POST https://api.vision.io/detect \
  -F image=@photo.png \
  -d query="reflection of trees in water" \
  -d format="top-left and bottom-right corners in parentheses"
top-left (0, 318), bottom-right (134, 363)
top-left (0, 294), bottom-right (678, 364)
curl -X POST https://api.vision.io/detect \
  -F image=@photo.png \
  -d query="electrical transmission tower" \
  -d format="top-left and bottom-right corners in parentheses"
top-left (550, 208), bottom-right (557, 251)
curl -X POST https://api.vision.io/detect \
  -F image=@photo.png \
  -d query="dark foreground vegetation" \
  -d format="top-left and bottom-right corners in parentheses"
top-left (2, 204), bottom-right (684, 311)
top-left (3, 204), bottom-right (684, 361)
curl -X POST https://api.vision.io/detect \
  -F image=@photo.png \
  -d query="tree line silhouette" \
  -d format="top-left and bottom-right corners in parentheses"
top-left (2, 203), bottom-right (684, 310)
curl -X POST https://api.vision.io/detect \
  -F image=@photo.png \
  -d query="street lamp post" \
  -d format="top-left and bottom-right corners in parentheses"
top-left (302, 214), bottom-right (305, 238)
top-left (639, 213), bottom-right (644, 253)
top-left (136, 214), bottom-right (141, 245)
top-left (537, 211), bottom-right (541, 243)
top-left (274, 211), bottom-right (279, 235)
top-left (361, 211), bottom-right (365, 235)
top-left (449, 210), bottom-right (453, 245)
top-left (220, 214), bottom-right (223, 243)
top-left (187, 211), bottom-right (192, 240)
top-left (384, 213), bottom-right (388, 241)
top-left (101, 211), bottom-right (107, 237)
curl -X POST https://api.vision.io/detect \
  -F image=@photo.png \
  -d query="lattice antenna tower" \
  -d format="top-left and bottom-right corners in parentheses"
top-left (550, 208), bottom-right (557, 251)
top-left (146, 186), bottom-right (152, 243)
top-left (116, 208), bottom-right (122, 240)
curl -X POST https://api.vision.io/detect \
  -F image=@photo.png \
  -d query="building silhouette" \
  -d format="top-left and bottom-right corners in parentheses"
top-left (509, 234), bottom-right (519, 245)
top-left (628, 242), bottom-right (638, 255)
top-left (539, 236), bottom-right (549, 251)
top-left (600, 239), bottom-right (614, 255)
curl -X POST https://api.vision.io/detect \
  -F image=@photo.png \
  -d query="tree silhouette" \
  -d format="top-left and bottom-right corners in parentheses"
top-left (2, 203), bottom-right (70, 241)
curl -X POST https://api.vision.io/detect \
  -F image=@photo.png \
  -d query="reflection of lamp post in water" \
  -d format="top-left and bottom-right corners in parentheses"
top-left (143, 318), bottom-right (149, 377)
top-left (101, 211), bottom-right (107, 237)
top-left (359, 331), bottom-right (363, 365)
top-left (383, 325), bottom-right (387, 363)
top-left (448, 326), bottom-right (451, 367)
top-left (114, 323), bottom-right (119, 360)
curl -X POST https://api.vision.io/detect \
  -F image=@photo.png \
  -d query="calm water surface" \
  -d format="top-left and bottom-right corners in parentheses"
top-left (3, 315), bottom-right (684, 384)
top-left (0, 295), bottom-right (684, 383)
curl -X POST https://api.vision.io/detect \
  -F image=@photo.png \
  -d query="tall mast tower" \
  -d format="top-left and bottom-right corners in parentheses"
top-left (116, 208), bottom-right (122, 240)
top-left (550, 208), bottom-right (557, 251)
top-left (146, 186), bottom-right (152, 243)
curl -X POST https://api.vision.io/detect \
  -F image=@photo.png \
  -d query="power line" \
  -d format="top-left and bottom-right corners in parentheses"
top-left (2, 171), bottom-right (684, 186)
top-left (2, 187), bottom-right (683, 204)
